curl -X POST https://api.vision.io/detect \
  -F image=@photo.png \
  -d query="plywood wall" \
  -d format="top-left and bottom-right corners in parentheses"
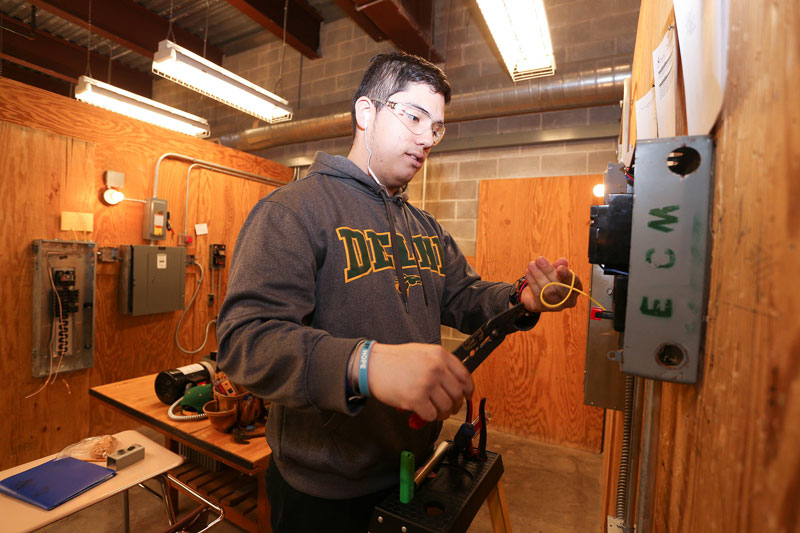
top-left (0, 78), bottom-right (292, 469)
top-left (603, 1), bottom-right (800, 530)
top-left (475, 175), bottom-right (605, 452)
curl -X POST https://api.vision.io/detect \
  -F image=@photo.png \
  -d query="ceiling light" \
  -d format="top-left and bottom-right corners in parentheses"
top-left (475, 0), bottom-right (557, 82)
top-left (152, 40), bottom-right (293, 124)
top-left (75, 76), bottom-right (210, 137)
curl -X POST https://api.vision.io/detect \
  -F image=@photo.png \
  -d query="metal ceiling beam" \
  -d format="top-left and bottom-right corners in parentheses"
top-left (224, 0), bottom-right (322, 59)
top-left (27, 0), bottom-right (223, 64)
top-left (0, 60), bottom-right (73, 96)
top-left (330, 0), bottom-right (386, 42)
top-left (352, 0), bottom-right (442, 62)
top-left (0, 13), bottom-right (153, 97)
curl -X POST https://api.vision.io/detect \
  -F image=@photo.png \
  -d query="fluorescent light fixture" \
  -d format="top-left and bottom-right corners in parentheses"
top-left (152, 40), bottom-right (293, 124)
top-left (475, 0), bottom-right (557, 82)
top-left (75, 76), bottom-right (210, 137)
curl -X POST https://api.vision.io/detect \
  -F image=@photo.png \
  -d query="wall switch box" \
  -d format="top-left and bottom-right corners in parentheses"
top-left (119, 245), bottom-right (186, 316)
top-left (210, 244), bottom-right (226, 269)
top-left (104, 170), bottom-right (125, 188)
top-left (61, 211), bottom-right (94, 232)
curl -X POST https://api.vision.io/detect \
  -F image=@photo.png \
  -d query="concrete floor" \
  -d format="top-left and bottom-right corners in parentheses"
top-left (39, 420), bottom-right (603, 533)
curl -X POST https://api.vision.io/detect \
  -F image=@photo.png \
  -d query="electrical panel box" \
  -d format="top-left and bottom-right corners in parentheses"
top-left (624, 136), bottom-right (714, 383)
top-left (31, 240), bottom-right (96, 378)
top-left (143, 197), bottom-right (168, 241)
top-left (586, 138), bottom-right (713, 385)
top-left (119, 245), bottom-right (186, 316)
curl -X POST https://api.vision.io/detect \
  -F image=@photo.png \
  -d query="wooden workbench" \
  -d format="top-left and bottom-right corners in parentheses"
top-left (90, 373), bottom-right (272, 532)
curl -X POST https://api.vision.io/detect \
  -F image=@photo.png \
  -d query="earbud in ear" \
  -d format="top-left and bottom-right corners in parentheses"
top-left (363, 110), bottom-right (370, 124)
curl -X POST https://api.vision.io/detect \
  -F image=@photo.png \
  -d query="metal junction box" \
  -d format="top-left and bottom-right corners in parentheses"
top-left (623, 136), bottom-right (714, 383)
top-left (119, 245), bottom-right (186, 316)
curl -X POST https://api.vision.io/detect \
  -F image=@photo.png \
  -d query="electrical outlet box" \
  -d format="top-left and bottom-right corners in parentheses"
top-left (143, 198), bottom-right (168, 241)
top-left (119, 245), bottom-right (186, 316)
top-left (97, 247), bottom-right (119, 262)
top-left (106, 444), bottom-right (144, 470)
top-left (31, 240), bottom-right (95, 378)
top-left (210, 244), bottom-right (226, 269)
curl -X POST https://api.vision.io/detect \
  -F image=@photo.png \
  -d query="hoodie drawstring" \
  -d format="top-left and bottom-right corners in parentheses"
top-left (381, 191), bottom-right (409, 312)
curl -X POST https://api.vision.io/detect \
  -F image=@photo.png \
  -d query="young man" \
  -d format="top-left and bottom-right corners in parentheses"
top-left (216, 52), bottom-right (581, 532)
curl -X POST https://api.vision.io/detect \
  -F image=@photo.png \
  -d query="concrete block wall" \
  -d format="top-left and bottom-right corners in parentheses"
top-left (154, 0), bottom-right (639, 347)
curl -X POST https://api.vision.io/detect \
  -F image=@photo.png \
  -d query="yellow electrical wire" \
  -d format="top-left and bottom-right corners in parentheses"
top-left (538, 269), bottom-right (606, 310)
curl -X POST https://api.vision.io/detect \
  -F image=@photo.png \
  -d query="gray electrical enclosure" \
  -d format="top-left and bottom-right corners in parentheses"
top-left (143, 197), bottom-right (168, 241)
top-left (623, 136), bottom-right (714, 384)
top-left (119, 245), bottom-right (186, 316)
top-left (31, 240), bottom-right (95, 378)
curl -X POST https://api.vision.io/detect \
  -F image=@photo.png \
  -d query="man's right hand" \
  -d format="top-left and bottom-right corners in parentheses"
top-left (366, 342), bottom-right (474, 423)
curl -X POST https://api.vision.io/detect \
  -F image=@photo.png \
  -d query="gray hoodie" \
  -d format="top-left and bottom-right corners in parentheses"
top-left (216, 151), bottom-right (531, 498)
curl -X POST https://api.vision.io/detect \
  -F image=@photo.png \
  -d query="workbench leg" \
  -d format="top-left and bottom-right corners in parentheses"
top-left (257, 472), bottom-right (272, 532)
top-left (486, 480), bottom-right (512, 533)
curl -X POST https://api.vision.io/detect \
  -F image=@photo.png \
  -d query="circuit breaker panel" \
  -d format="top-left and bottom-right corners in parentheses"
top-left (119, 245), bottom-right (186, 316)
top-left (31, 240), bottom-right (96, 378)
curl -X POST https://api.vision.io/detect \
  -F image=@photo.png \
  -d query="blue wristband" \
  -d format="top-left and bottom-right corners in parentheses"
top-left (358, 340), bottom-right (375, 398)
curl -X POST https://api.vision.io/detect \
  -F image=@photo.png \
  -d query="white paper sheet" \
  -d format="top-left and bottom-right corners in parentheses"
top-left (635, 87), bottom-right (659, 140)
top-left (673, 0), bottom-right (729, 134)
top-left (652, 27), bottom-right (678, 137)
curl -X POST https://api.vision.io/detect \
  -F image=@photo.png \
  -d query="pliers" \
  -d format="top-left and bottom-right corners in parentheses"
top-left (452, 397), bottom-right (490, 461)
top-left (454, 302), bottom-right (531, 374)
top-left (409, 302), bottom-right (532, 429)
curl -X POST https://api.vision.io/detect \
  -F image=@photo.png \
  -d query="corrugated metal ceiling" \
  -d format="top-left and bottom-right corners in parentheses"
top-left (0, 0), bottom-right (343, 72)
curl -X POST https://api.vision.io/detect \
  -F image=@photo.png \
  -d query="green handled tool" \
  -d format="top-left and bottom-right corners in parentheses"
top-left (399, 451), bottom-right (415, 503)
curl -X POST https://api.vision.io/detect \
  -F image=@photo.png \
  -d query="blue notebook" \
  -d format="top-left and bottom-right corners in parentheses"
top-left (0, 456), bottom-right (116, 510)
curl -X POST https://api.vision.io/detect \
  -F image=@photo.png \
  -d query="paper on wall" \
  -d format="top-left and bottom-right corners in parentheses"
top-left (673, 0), bottom-right (729, 134)
top-left (652, 27), bottom-right (678, 137)
top-left (635, 87), bottom-right (659, 140)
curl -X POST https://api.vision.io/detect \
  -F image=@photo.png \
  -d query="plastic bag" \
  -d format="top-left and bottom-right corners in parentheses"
top-left (56, 435), bottom-right (118, 462)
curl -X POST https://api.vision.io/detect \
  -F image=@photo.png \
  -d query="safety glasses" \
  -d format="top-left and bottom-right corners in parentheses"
top-left (371, 99), bottom-right (446, 146)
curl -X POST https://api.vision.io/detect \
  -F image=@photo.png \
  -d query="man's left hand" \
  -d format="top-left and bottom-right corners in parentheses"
top-left (519, 256), bottom-right (582, 313)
